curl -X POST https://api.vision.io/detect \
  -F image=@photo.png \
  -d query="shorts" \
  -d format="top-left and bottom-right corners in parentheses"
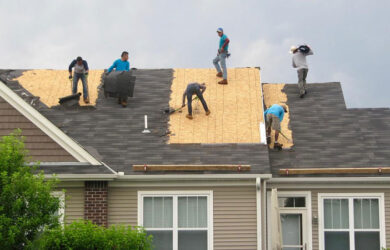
top-left (266, 113), bottom-right (281, 132)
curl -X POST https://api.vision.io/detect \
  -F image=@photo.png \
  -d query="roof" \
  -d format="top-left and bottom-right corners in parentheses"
top-left (168, 68), bottom-right (264, 143)
top-left (1, 69), bottom-right (271, 175)
top-left (265, 82), bottom-right (390, 176)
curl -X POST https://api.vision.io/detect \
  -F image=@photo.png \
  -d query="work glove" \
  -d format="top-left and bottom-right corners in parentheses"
top-left (85, 72), bottom-right (89, 78)
top-left (69, 75), bottom-right (72, 79)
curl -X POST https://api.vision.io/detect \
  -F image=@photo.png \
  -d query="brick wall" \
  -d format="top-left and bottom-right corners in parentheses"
top-left (84, 181), bottom-right (108, 227)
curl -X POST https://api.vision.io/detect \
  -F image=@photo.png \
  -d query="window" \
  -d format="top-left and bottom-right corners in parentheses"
top-left (138, 191), bottom-right (213, 250)
top-left (51, 191), bottom-right (65, 225)
top-left (318, 193), bottom-right (385, 250)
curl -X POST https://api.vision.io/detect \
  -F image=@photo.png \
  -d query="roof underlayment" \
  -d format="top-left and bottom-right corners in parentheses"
top-left (168, 68), bottom-right (264, 144)
top-left (15, 70), bottom-right (104, 107)
top-left (262, 83), bottom-right (293, 148)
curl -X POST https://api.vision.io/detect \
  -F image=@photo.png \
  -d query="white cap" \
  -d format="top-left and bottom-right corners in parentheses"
top-left (289, 45), bottom-right (298, 54)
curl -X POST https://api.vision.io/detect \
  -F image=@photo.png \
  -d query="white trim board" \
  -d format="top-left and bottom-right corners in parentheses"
top-left (0, 81), bottom-right (100, 165)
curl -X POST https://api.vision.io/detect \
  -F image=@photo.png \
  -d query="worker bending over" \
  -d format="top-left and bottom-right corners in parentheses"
top-left (68, 56), bottom-right (89, 103)
top-left (265, 104), bottom-right (287, 149)
top-left (107, 51), bottom-right (130, 107)
top-left (290, 45), bottom-right (313, 98)
top-left (213, 27), bottom-right (230, 85)
top-left (182, 83), bottom-right (211, 120)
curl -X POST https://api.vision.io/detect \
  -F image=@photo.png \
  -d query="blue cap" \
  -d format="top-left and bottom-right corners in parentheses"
top-left (217, 27), bottom-right (223, 33)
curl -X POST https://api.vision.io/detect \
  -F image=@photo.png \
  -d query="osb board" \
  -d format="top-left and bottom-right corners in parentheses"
top-left (262, 83), bottom-right (293, 148)
top-left (168, 68), bottom-right (263, 144)
top-left (15, 70), bottom-right (104, 107)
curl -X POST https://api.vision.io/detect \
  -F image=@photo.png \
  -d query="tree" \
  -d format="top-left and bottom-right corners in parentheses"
top-left (0, 130), bottom-right (60, 249)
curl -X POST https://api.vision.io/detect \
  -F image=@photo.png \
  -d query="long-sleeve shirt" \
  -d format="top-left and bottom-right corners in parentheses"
top-left (182, 83), bottom-right (206, 104)
top-left (219, 34), bottom-right (229, 52)
top-left (264, 104), bottom-right (285, 122)
top-left (69, 60), bottom-right (89, 74)
top-left (107, 59), bottom-right (130, 73)
top-left (292, 49), bottom-right (313, 70)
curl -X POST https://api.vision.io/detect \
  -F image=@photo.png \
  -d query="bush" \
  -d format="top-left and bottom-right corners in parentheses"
top-left (35, 220), bottom-right (153, 250)
top-left (0, 130), bottom-right (60, 249)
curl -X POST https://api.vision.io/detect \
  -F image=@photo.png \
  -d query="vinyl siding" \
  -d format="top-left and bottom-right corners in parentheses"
top-left (278, 188), bottom-right (390, 250)
top-left (64, 187), bottom-right (84, 224)
top-left (0, 97), bottom-right (76, 162)
top-left (108, 186), bottom-right (257, 250)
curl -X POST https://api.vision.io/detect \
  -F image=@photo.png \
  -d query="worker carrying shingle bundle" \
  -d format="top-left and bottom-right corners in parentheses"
top-left (182, 83), bottom-right (211, 120)
top-left (290, 45), bottom-right (313, 98)
top-left (107, 51), bottom-right (130, 107)
top-left (265, 104), bottom-right (287, 149)
top-left (213, 27), bottom-right (230, 85)
top-left (68, 56), bottom-right (89, 103)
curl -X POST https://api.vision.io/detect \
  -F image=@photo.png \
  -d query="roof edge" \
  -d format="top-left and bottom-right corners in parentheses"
top-left (0, 80), bottom-right (101, 165)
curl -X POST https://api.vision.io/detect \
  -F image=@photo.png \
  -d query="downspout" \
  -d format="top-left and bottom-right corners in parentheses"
top-left (256, 177), bottom-right (261, 250)
top-left (262, 179), bottom-right (267, 250)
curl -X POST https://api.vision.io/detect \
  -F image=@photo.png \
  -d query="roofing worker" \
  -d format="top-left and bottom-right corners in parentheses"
top-left (107, 51), bottom-right (130, 107)
top-left (68, 56), bottom-right (89, 103)
top-left (182, 83), bottom-right (211, 120)
top-left (290, 45), bottom-right (314, 98)
top-left (264, 104), bottom-right (287, 149)
top-left (213, 27), bottom-right (230, 85)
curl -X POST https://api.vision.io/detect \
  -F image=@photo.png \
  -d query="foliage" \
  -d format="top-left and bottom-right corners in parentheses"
top-left (0, 130), bottom-right (60, 249)
top-left (35, 220), bottom-right (153, 250)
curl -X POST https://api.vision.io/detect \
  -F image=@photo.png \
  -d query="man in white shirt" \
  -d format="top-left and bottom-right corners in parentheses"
top-left (291, 45), bottom-right (313, 98)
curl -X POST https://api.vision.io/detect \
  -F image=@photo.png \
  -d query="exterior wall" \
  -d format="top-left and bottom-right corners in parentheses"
top-left (0, 97), bottom-right (76, 162)
top-left (64, 187), bottom-right (85, 224)
top-left (277, 188), bottom-right (390, 250)
top-left (108, 186), bottom-right (258, 250)
top-left (85, 181), bottom-right (108, 227)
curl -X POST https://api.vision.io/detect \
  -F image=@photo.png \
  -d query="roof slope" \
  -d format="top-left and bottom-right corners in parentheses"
top-left (4, 69), bottom-right (270, 175)
top-left (267, 82), bottom-right (390, 175)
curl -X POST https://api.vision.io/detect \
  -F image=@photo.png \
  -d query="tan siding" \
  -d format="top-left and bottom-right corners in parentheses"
top-left (0, 97), bottom-right (76, 162)
top-left (64, 187), bottom-right (84, 224)
top-left (108, 186), bottom-right (257, 250)
top-left (278, 188), bottom-right (390, 250)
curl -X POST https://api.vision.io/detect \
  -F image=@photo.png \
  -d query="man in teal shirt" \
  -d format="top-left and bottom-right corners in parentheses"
top-left (107, 51), bottom-right (130, 107)
top-left (108, 51), bottom-right (130, 73)
top-left (264, 104), bottom-right (287, 148)
top-left (213, 27), bottom-right (230, 85)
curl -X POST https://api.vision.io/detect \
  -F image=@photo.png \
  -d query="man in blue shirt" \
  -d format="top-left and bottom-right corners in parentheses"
top-left (264, 104), bottom-right (287, 148)
top-left (107, 51), bottom-right (130, 107)
top-left (69, 56), bottom-right (90, 103)
top-left (213, 27), bottom-right (230, 85)
top-left (108, 51), bottom-right (130, 73)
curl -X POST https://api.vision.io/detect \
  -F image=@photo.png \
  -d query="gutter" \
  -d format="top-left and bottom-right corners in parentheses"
top-left (268, 176), bottom-right (390, 183)
top-left (279, 167), bottom-right (390, 175)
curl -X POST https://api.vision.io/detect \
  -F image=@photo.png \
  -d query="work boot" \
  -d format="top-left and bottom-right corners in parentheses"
top-left (206, 110), bottom-right (211, 116)
top-left (299, 92), bottom-right (305, 98)
top-left (186, 114), bottom-right (193, 120)
top-left (216, 72), bottom-right (223, 77)
top-left (218, 79), bottom-right (228, 85)
top-left (274, 142), bottom-right (283, 150)
top-left (121, 100), bottom-right (127, 107)
top-left (84, 97), bottom-right (90, 104)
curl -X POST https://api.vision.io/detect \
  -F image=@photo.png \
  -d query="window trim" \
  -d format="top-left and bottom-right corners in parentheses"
top-left (138, 190), bottom-right (213, 250)
top-left (318, 193), bottom-right (386, 250)
top-left (51, 191), bottom-right (65, 225)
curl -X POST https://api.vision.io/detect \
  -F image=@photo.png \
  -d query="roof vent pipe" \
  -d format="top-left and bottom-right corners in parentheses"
top-left (142, 115), bottom-right (151, 134)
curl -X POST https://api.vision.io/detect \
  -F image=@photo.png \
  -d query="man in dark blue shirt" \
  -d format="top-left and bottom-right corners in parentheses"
top-left (69, 56), bottom-right (89, 103)
top-left (182, 83), bottom-right (211, 120)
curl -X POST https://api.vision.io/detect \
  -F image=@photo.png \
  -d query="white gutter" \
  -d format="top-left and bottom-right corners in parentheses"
top-left (0, 80), bottom-right (100, 165)
top-left (261, 179), bottom-right (267, 250)
top-left (268, 177), bottom-right (390, 183)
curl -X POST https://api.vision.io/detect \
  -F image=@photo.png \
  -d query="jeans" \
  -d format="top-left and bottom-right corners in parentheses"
top-left (297, 68), bottom-right (308, 95)
top-left (213, 52), bottom-right (227, 79)
top-left (187, 88), bottom-right (209, 115)
top-left (73, 73), bottom-right (89, 98)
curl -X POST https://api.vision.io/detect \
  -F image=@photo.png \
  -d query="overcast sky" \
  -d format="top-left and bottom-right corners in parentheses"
top-left (0, 0), bottom-right (389, 108)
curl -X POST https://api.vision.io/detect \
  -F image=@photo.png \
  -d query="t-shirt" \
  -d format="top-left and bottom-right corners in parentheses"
top-left (264, 104), bottom-right (285, 122)
top-left (219, 34), bottom-right (229, 52)
top-left (292, 49), bottom-right (313, 70)
top-left (108, 59), bottom-right (130, 73)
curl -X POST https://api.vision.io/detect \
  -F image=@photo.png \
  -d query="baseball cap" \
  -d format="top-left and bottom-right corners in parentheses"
top-left (217, 27), bottom-right (223, 33)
